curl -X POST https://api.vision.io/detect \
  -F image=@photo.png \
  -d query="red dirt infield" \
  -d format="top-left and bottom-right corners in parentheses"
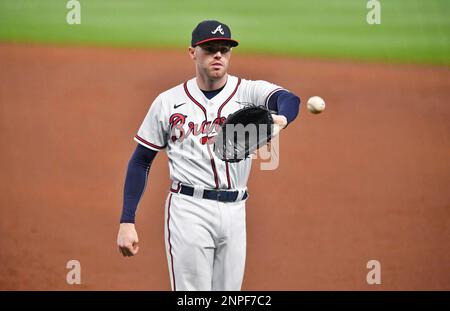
top-left (0, 43), bottom-right (449, 290)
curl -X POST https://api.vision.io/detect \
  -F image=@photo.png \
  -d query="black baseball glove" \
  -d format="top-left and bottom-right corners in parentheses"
top-left (213, 105), bottom-right (274, 163)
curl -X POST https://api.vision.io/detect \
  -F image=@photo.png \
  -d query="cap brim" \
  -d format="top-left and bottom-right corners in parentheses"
top-left (194, 37), bottom-right (239, 47)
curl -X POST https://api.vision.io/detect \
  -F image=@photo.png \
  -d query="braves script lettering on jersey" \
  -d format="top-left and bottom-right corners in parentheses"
top-left (135, 76), bottom-right (283, 190)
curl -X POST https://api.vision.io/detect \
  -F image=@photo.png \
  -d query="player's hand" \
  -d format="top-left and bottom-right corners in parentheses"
top-left (271, 114), bottom-right (287, 137)
top-left (117, 223), bottom-right (140, 257)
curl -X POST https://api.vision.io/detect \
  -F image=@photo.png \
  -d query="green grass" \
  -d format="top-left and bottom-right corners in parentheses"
top-left (0, 0), bottom-right (449, 65)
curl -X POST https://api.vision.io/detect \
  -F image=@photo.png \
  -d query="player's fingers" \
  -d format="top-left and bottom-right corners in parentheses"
top-left (119, 246), bottom-right (128, 256)
top-left (272, 124), bottom-right (281, 137)
top-left (130, 245), bottom-right (139, 255)
top-left (272, 114), bottom-right (287, 128)
top-left (120, 246), bottom-right (134, 257)
top-left (119, 243), bottom-right (133, 256)
top-left (119, 246), bottom-right (127, 256)
top-left (124, 242), bottom-right (137, 256)
top-left (129, 241), bottom-right (139, 255)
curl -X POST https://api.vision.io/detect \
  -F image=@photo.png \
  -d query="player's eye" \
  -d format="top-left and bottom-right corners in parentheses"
top-left (202, 46), bottom-right (231, 54)
top-left (219, 46), bottom-right (231, 54)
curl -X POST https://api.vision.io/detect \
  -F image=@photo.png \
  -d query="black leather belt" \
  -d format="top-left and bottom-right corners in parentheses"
top-left (177, 184), bottom-right (248, 202)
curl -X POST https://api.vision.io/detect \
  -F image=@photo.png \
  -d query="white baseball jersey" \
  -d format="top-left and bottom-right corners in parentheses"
top-left (134, 75), bottom-right (284, 191)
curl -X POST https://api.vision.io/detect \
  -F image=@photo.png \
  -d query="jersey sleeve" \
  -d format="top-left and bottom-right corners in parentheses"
top-left (246, 80), bottom-right (286, 108)
top-left (134, 95), bottom-right (169, 151)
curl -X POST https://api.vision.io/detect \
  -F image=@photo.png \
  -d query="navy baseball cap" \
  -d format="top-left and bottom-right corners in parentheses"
top-left (191, 20), bottom-right (239, 47)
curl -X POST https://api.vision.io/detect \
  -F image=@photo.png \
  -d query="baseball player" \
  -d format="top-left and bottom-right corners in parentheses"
top-left (117, 20), bottom-right (300, 291)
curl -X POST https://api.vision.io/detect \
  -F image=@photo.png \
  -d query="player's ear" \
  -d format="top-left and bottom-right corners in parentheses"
top-left (188, 47), bottom-right (196, 60)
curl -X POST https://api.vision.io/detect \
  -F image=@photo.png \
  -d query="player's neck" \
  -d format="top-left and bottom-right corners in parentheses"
top-left (196, 73), bottom-right (228, 91)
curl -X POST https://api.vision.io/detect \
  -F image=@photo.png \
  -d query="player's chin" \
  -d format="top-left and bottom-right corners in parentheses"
top-left (208, 68), bottom-right (226, 79)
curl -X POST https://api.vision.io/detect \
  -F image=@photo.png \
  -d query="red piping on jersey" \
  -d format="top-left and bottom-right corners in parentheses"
top-left (205, 143), bottom-right (219, 189)
top-left (225, 162), bottom-right (231, 189)
top-left (218, 77), bottom-right (241, 117)
top-left (210, 159), bottom-right (219, 189)
top-left (218, 77), bottom-right (241, 189)
top-left (167, 193), bottom-right (176, 291)
top-left (183, 82), bottom-right (207, 118)
top-left (135, 135), bottom-right (166, 150)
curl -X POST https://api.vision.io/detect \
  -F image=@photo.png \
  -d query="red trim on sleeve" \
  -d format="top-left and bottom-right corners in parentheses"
top-left (135, 135), bottom-right (166, 150)
top-left (264, 87), bottom-right (284, 108)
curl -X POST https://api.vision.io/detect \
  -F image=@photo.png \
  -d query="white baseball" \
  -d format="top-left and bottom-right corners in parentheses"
top-left (307, 96), bottom-right (326, 114)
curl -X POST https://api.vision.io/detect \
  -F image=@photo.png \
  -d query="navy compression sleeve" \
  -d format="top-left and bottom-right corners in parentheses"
top-left (120, 144), bottom-right (158, 223)
top-left (267, 90), bottom-right (300, 125)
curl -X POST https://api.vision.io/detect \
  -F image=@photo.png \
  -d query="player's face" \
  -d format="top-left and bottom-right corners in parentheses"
top-left (189, 41), bottom-right (232, 80)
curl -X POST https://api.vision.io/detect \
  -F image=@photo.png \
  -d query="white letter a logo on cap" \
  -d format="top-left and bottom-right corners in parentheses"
top-left (211, 25), bottom-right (224, 35)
